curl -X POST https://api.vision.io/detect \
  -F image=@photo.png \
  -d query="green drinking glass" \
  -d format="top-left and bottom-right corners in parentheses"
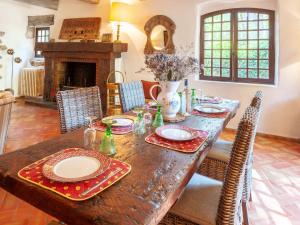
top-left (99, 119), bottom-right (116, 156)
top-left (152, 105), bottom-right (164, 128)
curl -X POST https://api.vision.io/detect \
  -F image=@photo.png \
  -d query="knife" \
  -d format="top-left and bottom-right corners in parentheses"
top-left (80, 168), bottom-right (123, 197)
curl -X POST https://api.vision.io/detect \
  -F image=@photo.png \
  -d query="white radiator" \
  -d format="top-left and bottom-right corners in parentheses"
top-left (19, 67), bottom-right (45, 97)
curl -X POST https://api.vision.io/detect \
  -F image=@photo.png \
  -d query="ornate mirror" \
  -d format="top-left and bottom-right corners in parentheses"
top-left (144, 15), bottom-right (176, 54)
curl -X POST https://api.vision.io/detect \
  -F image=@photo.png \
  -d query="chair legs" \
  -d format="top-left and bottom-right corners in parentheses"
top-left (242, 201), bottom-right (250, 225)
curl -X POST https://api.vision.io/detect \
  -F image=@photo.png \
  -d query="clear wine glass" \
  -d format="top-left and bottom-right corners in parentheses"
top-left (84, 116), bottom-right (97, 150)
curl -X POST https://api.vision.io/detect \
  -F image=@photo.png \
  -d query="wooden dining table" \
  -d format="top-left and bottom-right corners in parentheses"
top-left (0, 100), bottom-right (239, 225)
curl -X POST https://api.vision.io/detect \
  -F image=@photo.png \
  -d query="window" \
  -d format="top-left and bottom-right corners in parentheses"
top-left (35, 27), bottom-right (50, 58)
top-left (200, 8), bottom-right (275, 84)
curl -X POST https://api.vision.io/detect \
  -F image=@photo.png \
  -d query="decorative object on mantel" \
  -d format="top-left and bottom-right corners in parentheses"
top-left (59, 17), bottom-right (101, 41)
top-left (144, 15), bottom-right (176, 54)
top-left (139, 46), bottom-right (199, 119)
top-left (101, 33), bottom-right (113, 43)
top-left (109, 2), bottom-right (130, 43)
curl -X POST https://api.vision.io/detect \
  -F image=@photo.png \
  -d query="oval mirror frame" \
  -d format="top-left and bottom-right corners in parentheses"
top-left (144, 15), bottom-right (176, 54)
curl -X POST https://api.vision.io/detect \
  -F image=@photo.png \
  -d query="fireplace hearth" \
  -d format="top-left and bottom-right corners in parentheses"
top-left (34, 42), bottom-right (128, 113)
top-left (58, 62), bottom-right (96, 91)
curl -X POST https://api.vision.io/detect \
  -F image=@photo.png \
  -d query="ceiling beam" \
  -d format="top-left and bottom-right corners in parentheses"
top-left (13, 0), bottom-right (59, 10)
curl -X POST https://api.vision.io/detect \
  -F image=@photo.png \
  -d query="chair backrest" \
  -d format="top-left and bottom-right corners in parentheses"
top-left (56, 87), bottom-right (103, 134)
top-left (119, 81), bottom-right (146, 112)
top-left (250, 90), bottom-right (263, 110)
top-left (217, 106), bottom-right (258, 225)
top-left (0, 91), bottom-right (14, 154)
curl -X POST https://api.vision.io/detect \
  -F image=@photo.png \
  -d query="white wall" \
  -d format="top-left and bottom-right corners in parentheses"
top-left (0, 0), bottom-right (54, 91)
top-left (1, 0), bottom-right (299, 138)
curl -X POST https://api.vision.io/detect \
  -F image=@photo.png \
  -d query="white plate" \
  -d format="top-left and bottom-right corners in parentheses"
top-left (155, 125), bottom-right (199, 141)
top-left (102, 115), bottom-right (135, 127)
top-left (54, 156), bottom-right (101, 179)
top-left (194, 105), bottom-right (226, 114)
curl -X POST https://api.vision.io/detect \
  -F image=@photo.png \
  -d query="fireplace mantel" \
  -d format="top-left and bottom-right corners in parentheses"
top-left (35, 42), bottom-right (128, 113)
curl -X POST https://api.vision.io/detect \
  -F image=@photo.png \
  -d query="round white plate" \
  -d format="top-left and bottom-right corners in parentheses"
top-left (102, 115), bottom-right (135, 127)
top-left (54, 156), bottom-right (101, 179)
top-left (155, 125), bottom-right (199, 141)
top-left (42, 148), bottom-right (111, 182)
top-left (194, 105), bottom-right (226, 114)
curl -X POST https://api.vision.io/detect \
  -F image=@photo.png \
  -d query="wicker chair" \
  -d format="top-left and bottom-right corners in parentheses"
top-left (119, 81), bottom-right (146, 112)
top-left (0, 91), bottom-right (14, 154)
top-left (56, 87), bottom-right (103, 134)
top-left (198, 91), bottom-right (262, 225)
top-left (159, 107), bottom-right (258, 225)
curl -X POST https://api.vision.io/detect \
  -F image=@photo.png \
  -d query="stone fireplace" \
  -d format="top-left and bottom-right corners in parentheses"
top-left (35, 42), bottom-right (128, 113)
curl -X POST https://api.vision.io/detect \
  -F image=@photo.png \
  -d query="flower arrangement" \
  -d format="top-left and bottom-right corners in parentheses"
top-left (139, 45), bottom-right (199, 81)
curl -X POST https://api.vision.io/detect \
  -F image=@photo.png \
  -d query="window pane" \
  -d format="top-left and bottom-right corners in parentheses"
top-left (238, 12), bottom-right (247, 21)
top-left (238, 31), bottom-right (247, 40)
top-left (238, 69), bottom-right (247, 78)
top-left (248, 60), bottom-right (258, 68)
top-left (259, 70), bottom-right (269, 79)
top-left (204, 59), bottom-right (211, 67)
top-left (204, 23), bottom-right (212, 32)
top-left (238, 22), bottom-right (247, 30)
top-left (259, 14), bottom-right (269, 20)
top-left (213, 59), bottom-right (221, 67)
top-left (222, 32), bottom-right (230, 40)
top-left (238, 50), bottom-right (247, 58)
top-left (213, 23), bottom-right (221, 31)
top-left (222, 69), bottom-right (230, 77)
top-left (213, 50), bottom-right (221, 58)
top-left (259, 60), bottom-right (269, 69)
top-left (204, 67), bottom-right (211, 76)
top-left (205, 41), bottom-right (212, 49)
top-left (222, 41), bottom-right (231, 49)
top-left (204, 50), bottom-right (212, 58)
top-left (238, 59), bottom-right (247, 68)
top-left (259, 50), bottom-right (269, 59)
top-left (248, 50), bottom-right (258, 59)
top-left (248, 21), bottom-right (258, 30)
top-left (248, 40), bottom-right (258, 49)
top-left (222, 22), bottom-right (231, 31)
top-left (259, 21), bottom-right (269, 29)
top-left (213, 32), bottom-right (221, 40)
top-left (238, 41), bottom-right (247, 49)
top-left (222, 50), bottom-right (231, 58)
top-left (248, 31), bottom-right (258, 40)
top-left (213, 15), bottom-right (222, 22)
top-left (259, 40), bottom-right (269, 49)
top-left (259, 30), bottom-right (269, 39)
top-left (248, 13), bottom-right (258, 21)
top-left (204, 32), bottom-right (212, 40)
top-left (213, 41), bottom-right (221, 49)
top-left (213, 68), bottom-right (221, 76)
top-left (222, 59), bottom-right (230, 68)
top-left (248, 69), bottom-right (258, 78)
top-left (204, 17), bottom-right (213, 23)
top-left (222, 13), bottom-right (231, 22)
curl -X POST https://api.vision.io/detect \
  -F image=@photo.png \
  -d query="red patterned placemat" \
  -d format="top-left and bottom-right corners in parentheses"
top-left (192, 109), bottom-right (229, 118)
top-left (18, 149), bottom-right (131, 201)
top-left (92, 121), bottom-right (133, 135)
top-left (145, 130), bottom-right (208, 153)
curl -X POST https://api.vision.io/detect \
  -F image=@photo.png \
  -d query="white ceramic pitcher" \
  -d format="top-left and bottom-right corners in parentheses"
top-left (149, 81), bottom-right (181, 118)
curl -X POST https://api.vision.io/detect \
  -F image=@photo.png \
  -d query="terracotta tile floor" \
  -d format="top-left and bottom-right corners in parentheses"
top-left (1, 99), bottom-right (300, 225)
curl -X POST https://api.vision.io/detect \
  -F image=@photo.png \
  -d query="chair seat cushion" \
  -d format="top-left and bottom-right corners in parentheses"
top-left (170, 173), bottom-right (222, 225)
top-left (207, 139), bottom-right (233, 162)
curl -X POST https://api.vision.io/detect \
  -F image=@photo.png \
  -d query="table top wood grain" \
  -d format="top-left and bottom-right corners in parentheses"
top-left (0, 100), bottom-right (239, 225)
